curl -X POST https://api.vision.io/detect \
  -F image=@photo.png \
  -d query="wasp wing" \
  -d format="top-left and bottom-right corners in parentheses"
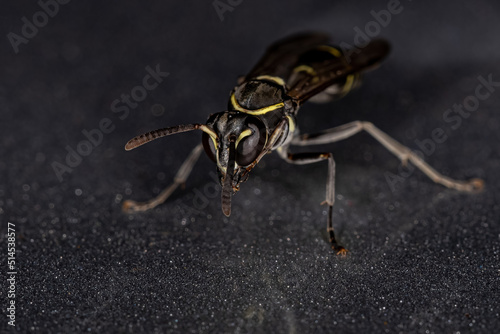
top-left (243, 32), bottom-right (331, 81)
top-left (286, 39), bottom-right (390, 104)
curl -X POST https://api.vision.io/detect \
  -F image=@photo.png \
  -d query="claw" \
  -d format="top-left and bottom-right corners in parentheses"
top-left (401, 155), bottom-right (409, 167)
top-left (467, 178), bottom-right (485, 192)
top-left (333, 245), bottom-right (348, 256)
top-left (122, 200), bottom-right (139, 213)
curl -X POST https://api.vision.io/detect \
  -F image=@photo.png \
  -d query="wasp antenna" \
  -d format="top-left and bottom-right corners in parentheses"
top-left (124, 124), bottom-right (203, 150)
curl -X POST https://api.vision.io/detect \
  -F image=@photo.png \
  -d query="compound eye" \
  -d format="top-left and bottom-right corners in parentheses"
top-left (202, 132), bottom-right (217, 163)
top-left (236, 119), bottom-right (267, 167)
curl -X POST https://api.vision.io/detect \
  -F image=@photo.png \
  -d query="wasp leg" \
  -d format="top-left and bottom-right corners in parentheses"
top-left (292, 121), bottom-right (484, 192)
top-left (123, 144), bottom-right (204, 213)
top-left (277, 148), bottom-right (347, 255)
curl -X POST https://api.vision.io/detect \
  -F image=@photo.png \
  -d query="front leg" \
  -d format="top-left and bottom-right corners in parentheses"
top-left (277, 148), bottom-right (347, 255)
top-left (123, 144), bottom-right (204, 213)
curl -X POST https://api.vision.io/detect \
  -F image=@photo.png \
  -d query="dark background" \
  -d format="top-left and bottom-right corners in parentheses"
top-left (1, 0), bottom-right (499, 333)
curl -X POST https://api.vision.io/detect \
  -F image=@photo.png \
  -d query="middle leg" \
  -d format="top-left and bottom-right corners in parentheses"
top-left (277, 148), bottom-right (347, 255)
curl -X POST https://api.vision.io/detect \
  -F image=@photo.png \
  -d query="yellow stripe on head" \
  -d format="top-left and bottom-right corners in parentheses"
top-left (200, 124), bottom-right (217, 140)
top-left (235, 129), bottom-right (253, 148)
top-left (201, 125), bottom-right (222, 170)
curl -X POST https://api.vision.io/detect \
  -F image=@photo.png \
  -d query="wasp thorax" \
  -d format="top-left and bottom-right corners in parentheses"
top-left (234, 80), bottom-right (285, 110)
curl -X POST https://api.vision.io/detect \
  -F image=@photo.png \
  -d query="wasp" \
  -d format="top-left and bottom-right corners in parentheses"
top-left (123, 33), bottom-right (484, 255)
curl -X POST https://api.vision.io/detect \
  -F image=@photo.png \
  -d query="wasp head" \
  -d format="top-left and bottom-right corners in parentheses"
top-left (124, 111), bottom-right (276, 217)
top-left (201, 111), bottom-right (268, 216)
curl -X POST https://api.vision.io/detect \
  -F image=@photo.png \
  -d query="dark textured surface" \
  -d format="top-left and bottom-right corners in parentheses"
top-left (1, 1), bottom-right (500, 333)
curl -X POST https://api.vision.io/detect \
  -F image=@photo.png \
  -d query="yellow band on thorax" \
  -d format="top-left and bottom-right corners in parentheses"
top-left (231, 93), bottom-right (284, 115)
top-left (317, 45), bottom-right (342, 58)
top-left (254, 75), bottom-right (286, 87)
top-left (293, 65), bottom-right (317, 75)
